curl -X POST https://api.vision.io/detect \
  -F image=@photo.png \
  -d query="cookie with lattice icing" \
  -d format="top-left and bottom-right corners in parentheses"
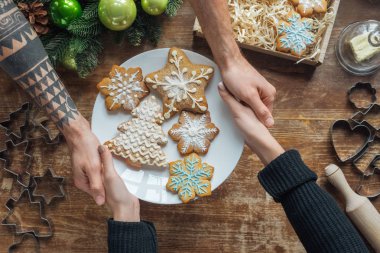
top-left (291, 0), bottom-right (327, 17)
top-left (276, 11), bottom-right (316, 57)
top-left (97, 65), bottom-right (149, 112)
top-left (145, 47), bottom-right (214, 120)
top-left (166, 153), bottom-right (214, 203)
top-left (105, 95), bottom-right (168, 169)
top-left (169, 111), bottom-right (219, 155)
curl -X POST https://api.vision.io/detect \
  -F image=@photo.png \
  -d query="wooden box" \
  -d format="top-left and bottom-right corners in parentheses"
top-left (193, 0), bottom-right (341, 66)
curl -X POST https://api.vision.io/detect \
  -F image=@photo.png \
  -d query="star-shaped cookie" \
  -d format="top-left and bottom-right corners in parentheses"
top-left (169, 111), bottom-right (219, 155)
top-left (145, 47), bottom-right (214, 120)
top-left (97, 65), bottom-right (149, 112)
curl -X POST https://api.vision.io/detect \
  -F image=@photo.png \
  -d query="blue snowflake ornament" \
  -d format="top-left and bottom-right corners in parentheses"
top-left (166, 153), bottom-right (214, 203)
top-left (276, 11), bottom-right (315, 57)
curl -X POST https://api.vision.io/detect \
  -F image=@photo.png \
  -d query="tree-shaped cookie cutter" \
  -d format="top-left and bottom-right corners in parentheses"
top-left (1, 189), bottom-right (53, 238)
top-left (32, 168), bottom-right (65, 205)
top-left (7, 232), bottom-right (40, 253)
top-left (0, 140), bottom-right (33, 187)
top-left (0, 103), bottom-right (32, 143)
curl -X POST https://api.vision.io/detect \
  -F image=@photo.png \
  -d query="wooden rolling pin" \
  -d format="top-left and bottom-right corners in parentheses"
top-left (325, 164), bottom-right (380, 252)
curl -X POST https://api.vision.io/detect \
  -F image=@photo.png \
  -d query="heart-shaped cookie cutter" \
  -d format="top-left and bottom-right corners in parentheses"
top-left (330, 119), bottom-right (373, 163)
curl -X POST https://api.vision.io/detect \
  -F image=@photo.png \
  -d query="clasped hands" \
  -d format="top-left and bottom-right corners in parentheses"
top-left (62, 55), bottom-right (278, 220)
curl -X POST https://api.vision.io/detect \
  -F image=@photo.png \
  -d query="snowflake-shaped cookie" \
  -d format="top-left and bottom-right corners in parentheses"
top-left (105, 96), bottom-right (168, 168)
top-left (291, 0), bottom-right (327, 17)
top-left (145, 47), bottom-right (214, 120)
top-left (276, 11), bottom-right (316, 57)
top-left (166, 153), bottom-right (214, 203)
top-left (169, 111), bottom-right (219, 155)
top-left (97, 65), bottom-right (149, 112)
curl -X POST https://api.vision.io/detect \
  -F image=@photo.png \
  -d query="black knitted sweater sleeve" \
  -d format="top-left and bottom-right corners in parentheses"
top-left (258, 150), bottom-right (369, 253)
top-left (108, 219), bottom-right (157, 253)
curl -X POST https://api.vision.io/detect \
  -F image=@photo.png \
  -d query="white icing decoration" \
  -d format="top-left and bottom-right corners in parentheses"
top-left (146, 50), bottom-right (213, 119)
top-left (169, 112), bottom-right (218, 154)
top-left (107, 96), bottom-right (168, 167)
top-left (298, 0), bottom-right (324, 10)
top-left (100, 68), bottom-right (147, 110)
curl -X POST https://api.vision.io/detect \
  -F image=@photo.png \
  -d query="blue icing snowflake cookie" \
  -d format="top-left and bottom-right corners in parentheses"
top-left (166, 153), bottom-right (214, 203)
top-left (276, 11), bottom-right (316, 57)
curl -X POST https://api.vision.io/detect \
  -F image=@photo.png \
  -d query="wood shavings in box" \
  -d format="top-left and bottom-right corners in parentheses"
top-left (194, 0), bottom-right (340, 65)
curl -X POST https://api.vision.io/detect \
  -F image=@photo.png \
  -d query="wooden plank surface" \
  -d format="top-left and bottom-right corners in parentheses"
top-left (0, 0), bottom-right (380, 252)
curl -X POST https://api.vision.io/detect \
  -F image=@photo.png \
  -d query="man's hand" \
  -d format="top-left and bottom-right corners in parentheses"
top-left (62, 116), bottom-right (105, 206)
top-left (220, 55), bottom-right (276, 128)
top-left (98, 145), bottom-right (140, 222)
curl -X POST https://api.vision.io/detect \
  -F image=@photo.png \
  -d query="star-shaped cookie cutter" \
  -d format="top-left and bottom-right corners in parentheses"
top-left (0, 103), bottom-right (32, 144)
top-left (0, 140), bottom-right (33, 187)
top-left (7, 232), bottom-right (40, 253)
top-left (32, 168), bottom-right (65, 205)
top-left (27, 104), bottom-right (62, 145)
top-left (1, 189), bottom-right (53, 238)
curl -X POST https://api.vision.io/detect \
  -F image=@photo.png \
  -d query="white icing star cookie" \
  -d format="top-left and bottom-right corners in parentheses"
top-left (105, 96), bottom-right (168, 168)
top-left (97, 65), bottom-right (149, 112)
top-left (145, 47), bottom-right (214, 120)
top-left (169, 111), bottom-right (219, 155)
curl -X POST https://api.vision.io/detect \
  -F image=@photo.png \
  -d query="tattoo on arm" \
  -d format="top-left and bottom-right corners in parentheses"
top-left (0, 1), bottom-right (79, 130)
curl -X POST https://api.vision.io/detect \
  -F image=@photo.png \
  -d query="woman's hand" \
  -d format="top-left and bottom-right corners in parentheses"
top-left (98, 145), bottom-right (140, 222)
top-left (218, 82), bottom-right (284, 165)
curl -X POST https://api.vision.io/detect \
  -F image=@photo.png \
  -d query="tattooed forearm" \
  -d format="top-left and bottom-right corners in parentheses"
top-left (0, 1), bottom-right (79, 130)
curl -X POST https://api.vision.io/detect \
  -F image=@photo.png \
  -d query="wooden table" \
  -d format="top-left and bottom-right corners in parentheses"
top-left (0, 0), bottom-right (379, 252)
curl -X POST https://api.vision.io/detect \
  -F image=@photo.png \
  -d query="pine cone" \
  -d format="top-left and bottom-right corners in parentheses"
top-left (18, 1), bottom-right (49, 35)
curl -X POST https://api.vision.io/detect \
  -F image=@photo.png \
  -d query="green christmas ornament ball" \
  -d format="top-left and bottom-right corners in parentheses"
top-left (50, 0), bottom-right (82, 28)
top-left (141, 0), bottom-right (168, 16)
top-left (98, 0), bottom-right (137, 31)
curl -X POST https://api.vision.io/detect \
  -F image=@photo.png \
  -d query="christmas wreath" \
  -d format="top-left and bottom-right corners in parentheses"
top-left (16, 0), bottom-right (183, 78)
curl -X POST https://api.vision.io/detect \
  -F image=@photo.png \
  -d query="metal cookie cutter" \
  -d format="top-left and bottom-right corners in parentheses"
top-left (1, 189), bottom-right (53, 238)
top-left (330, 119), bottom-right (373, 163)
top-left (352, 136), bottom-right (380, 176)
top-left (351, 103), bottom-right (380, 132)
top-left (348, 82), bottom-right (377, 110)
top-left (28, 105), bottom-right (62, 144)
top-left (0, 140), bottom-right (33, 187)
top-left (0, 103), bottom-right (32, 143)
top-left (8, 233), bottom-right (40, 253)
top-left (32, 168), bottom-right (65, 205)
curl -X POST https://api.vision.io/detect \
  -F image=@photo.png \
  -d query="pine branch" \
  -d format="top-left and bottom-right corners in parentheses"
top-left (41, 31), bottom-right (71, 67)
top-left (75, 37), bottom-right (103, 78)
top-left (67, 0), bottom-right (103, 37)
top-left (165, 0), bottom-right (183, 16)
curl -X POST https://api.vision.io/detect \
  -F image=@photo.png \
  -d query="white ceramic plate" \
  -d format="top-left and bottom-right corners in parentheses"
top-left (91, 48), bottom-right (244, 204)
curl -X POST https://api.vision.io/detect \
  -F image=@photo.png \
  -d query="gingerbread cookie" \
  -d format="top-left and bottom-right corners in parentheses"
top-left (276, 11), bottom-right (316, 57)
top-left (166, 153), bottom-right (214, 203)
top-left (169, 111), bottom-right (219, 155)
top-left (145, 47), bottom-right (214, 120)
top-left (105, 96), bottom-right (168, 168)
top-left (97, 65), bottom-right (149, 112)
top-left (291, 0), bottom-right (327, 17)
